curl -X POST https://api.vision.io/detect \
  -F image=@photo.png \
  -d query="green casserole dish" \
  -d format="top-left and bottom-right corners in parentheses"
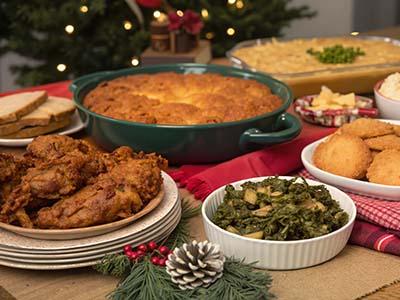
top-left (70, 64), bottom-right (301, 164)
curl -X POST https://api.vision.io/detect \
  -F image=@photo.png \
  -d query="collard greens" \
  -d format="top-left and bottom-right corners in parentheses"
top-left (212, 177), bottom-right (349, 241)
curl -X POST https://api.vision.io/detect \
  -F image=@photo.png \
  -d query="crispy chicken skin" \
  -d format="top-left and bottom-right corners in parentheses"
top-left (0, 135), bottom-right (166, 228)
top-left (36, 158), bottom-right (162, 229)
top-left (0, 153), bottom-right (31, 203)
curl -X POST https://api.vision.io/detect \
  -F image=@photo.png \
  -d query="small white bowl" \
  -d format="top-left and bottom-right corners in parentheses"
top-left (202, 176), bottom-right (356, 270)
top-left (374, 80), bottom-right (400, 120)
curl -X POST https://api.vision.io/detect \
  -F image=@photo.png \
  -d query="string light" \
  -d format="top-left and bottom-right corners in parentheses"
top-left (80, 5), bottom-right (89, 13)
top-left (236, 0), bottom-right (244, 9)
top-left (124, 21), bottom-right (133, 30)
top-left (153, 10), bottom-right (161, 18)
top-left (57, 64), bottom-right (67, 72)
top-left (227, 0), bottom-right (236, 4)
top-left (177, 10), bottom-right (184, 17)
top-left (131, 57), bottom-right (139, 66)
top-left (350, 31), bottom-right (359, 36)
top-left (65, 25), bottom-right (74, 34)
top-left (227, 28), bottom-right (235, 36)
top-left (205, 32), bottom-right (214, 39)
top-left (201, 9), bottom-right (209, 19)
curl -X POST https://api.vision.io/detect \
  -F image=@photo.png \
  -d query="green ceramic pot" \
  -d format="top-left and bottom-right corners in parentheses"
top-left (70, 64), bottom-right (302, 164)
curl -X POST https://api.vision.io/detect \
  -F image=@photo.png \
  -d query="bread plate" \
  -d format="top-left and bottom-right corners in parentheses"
top-left (302, 119), bottom-right (400, 200)
top-left (202, 176), bottom-right (356, 270)
top-left (0, 187), bottom-right (164, 240)
top-left (0, 110), bottom-right (85, 147)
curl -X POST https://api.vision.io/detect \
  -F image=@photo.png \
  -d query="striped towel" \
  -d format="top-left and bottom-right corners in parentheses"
top-left (298, 169), bottom-right (400, 256)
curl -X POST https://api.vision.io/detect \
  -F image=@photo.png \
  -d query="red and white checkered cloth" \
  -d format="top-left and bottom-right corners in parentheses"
top-left (298, 169), bottom-right (400, 231)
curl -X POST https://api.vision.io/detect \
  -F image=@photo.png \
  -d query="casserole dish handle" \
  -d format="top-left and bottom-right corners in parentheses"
top-left (239, 113), bottom-right (301, 149)
top-left (69, 71), bottom-right (113, 93)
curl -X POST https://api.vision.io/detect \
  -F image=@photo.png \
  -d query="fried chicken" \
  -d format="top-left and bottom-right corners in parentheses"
top-left (36, 158), bottom-right (162, 229)
top-left (0, 135), bottom-right (167, 228)
top-left (0, 153), bottom-right (31, 203)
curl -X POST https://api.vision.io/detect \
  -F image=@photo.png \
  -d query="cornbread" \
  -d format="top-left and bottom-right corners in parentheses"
top-left (83, 73), bottom-right (282, 125)
top-left (233, 37), bottom-right (400, 75)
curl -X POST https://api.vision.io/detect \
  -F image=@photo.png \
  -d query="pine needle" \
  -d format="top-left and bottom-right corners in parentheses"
top-left (94, 253), bottom-right (131, 277)
top-left (165, 198), bottom-right (201, 249)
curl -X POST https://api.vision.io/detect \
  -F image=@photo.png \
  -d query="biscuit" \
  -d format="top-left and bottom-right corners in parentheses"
top-left (367, 150), bottom-right (400, 185)
top-left (340, 118), bottom-right (393, 138)
top-left (364, 134), bottom-right (400, 151)
top-left (392, 124), bottom-right (400, 137)
top-left (313, 133), bottom-right (372, 179)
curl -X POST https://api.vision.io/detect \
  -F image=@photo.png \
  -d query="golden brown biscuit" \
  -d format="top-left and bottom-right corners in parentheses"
top-left (371, 150), bottom-right (380, 160)
top-left (367, 150), bottom-right (400, 185)
top-left (364, 134), bottom-right (400, 151)
top-left (313, 133), bottom-right (372, 179)
top-left (340, 118), bottom-right (393, 138)
top-left (392, 124), bottom-right (400, 137)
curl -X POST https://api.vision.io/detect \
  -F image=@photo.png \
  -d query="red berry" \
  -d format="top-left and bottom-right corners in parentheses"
top-left (136, 250), bottom-right (145, 257)
top-left (129, 252), bottom-right (139, 260)
top-left (150, 256), bottom-right (160, 265)
top-left (125, 250), bottom-right (133, 257)
top-left (137, 244), bottom-right (148, 253)
top-left (123, 245), bottom-right (132, 253)
top-left (147, 241), bottom-right (158, 250)
top-left (158, 258), bottom-right (167, 266)
top-left (159, 246), bottom-right (170, 256)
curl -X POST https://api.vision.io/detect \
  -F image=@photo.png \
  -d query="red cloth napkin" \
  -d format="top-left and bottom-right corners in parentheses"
top-left (170, 123), bottom-right (335, 199)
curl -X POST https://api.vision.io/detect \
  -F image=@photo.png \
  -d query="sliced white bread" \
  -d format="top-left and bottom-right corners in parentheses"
top-left (0, 96), bottom-right (75, 136)
top-left (1, 117), bottom-right (71, 139)
top-left (0, 91), bottom-right (47, 125)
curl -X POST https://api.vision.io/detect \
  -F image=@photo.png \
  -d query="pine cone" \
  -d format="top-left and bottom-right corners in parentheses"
top-left (166, 240), bottom-right (225, 290)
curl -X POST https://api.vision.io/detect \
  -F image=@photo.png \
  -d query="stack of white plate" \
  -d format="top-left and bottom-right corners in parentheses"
top-left (0, 173), bottom-right (180, 270)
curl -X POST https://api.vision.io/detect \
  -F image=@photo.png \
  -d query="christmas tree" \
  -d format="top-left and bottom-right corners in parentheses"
top-left (0, 0), bottom-right (314, 86)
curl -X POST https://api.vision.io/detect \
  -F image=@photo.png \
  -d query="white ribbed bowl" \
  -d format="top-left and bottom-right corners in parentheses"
top-left (202, 176), bottom-right (356, 270)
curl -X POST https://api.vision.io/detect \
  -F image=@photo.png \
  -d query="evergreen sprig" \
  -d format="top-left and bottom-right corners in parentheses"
top-left (93, 198), bottom-right (200, 277)
top-left (108, 257), bottom-right (273, 300)
top-left (94, 198), bottom-right (273, 299)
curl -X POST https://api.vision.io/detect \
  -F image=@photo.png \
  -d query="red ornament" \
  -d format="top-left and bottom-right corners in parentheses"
top-left (123, 245), bottom-right (132, 254)
top-left (148, 241), bottom-right (158, 251)
top-left (158, 245), bottom-right (170, 256)
top-left (136, 250), bottom-right (145, 257)
top-left (150, 256), bottom-right (160, 265)
top-left (158, 258), bottom-right (167, 266)
top-left (136, 0), bottom-right (162, 9)
top-left (137, 244), bottom-right (148, 253)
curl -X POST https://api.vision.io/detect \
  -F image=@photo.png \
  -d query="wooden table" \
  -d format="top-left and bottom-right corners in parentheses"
top-left (1, 27), bottom-right (400, 300)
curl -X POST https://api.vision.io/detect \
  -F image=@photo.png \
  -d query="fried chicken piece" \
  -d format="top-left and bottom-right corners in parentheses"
top-left (313, 133), bottom-right (372, 179)
top-left (0, 150), bottom-right (88, 224)
top-left (367, 150), bottom-right (400, 185)
top-left (364, 134), bottom-right (400, 151)
top-left (339, 118), bottom-right (393, 139)
top-left (0, 153), bottom-right (31, 203)
top-left (36, 158), bottom-right (163, 229)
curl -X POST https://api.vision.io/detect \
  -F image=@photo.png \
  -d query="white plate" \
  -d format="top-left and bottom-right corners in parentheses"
top-left (0, 202), bottom-right (181, 260)
top-left (0, 209), bottom-right (181, 264)
top-left (0, 223), bottom-right (178, 270)
top-left (302, 119), bottom-right (400, 200)
top-left (203, 176), bottom-right (356, 270)
top-left (0, 172), bottom-right (179, 252)
top-left (0, 111), bottom-right (85, 147)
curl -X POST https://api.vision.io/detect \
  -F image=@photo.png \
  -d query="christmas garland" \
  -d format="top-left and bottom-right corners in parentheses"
top-left (94, 199), bottom-right (274, 300)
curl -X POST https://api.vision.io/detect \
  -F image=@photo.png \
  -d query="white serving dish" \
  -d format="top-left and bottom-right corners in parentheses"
top-left (202, 176), bottom-right (356, 270)
top-left (302, 122), bottom-right (400, 200)
top-left (374, 80), bottom-right (400, 120)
